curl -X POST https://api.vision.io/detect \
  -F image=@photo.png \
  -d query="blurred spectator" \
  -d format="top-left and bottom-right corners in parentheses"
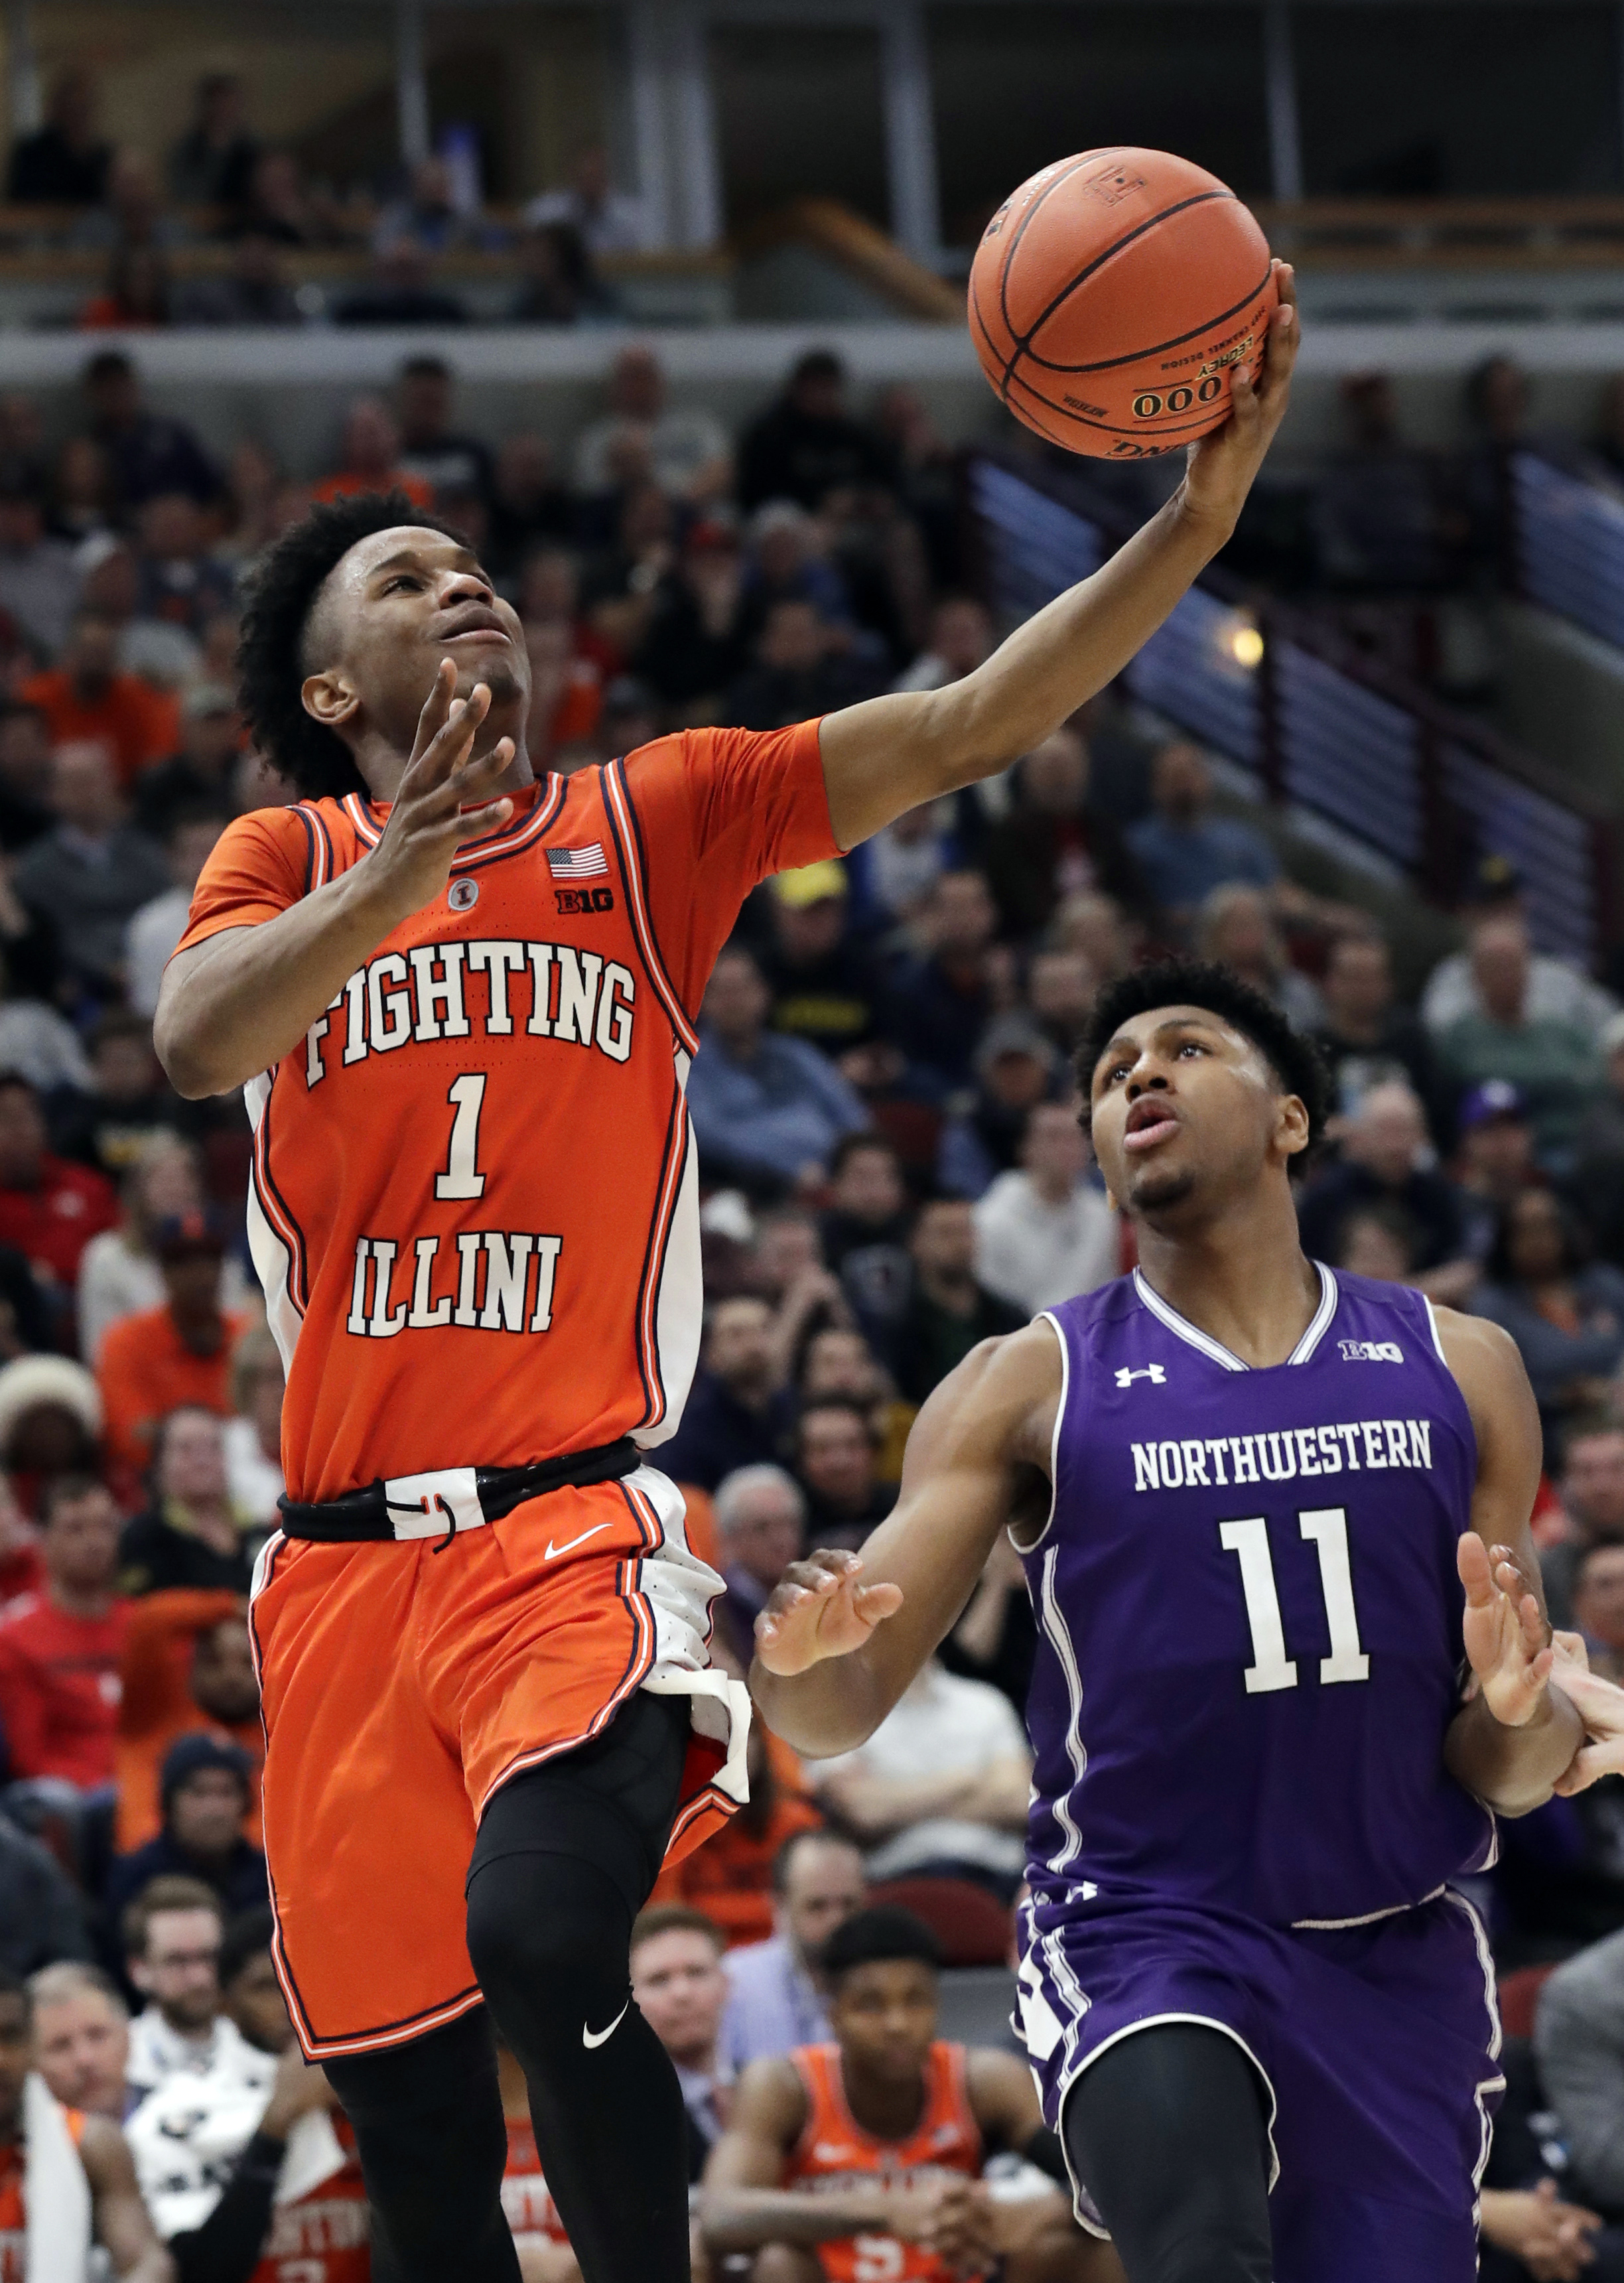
top-left (726, 596), bottom-right (881, 731)
top-left (791, 1398), bottom-right (894, 1546)
top-left (1422, 865), bottom-right (1615, 1038)
top-left (176, 229), bottom-right (302, 327)
top-left (115, 1590), bottom-right (261, 1853)
top-left (661, 1296), bottom-right (787, 1495)
top-left (884, 870), bottom-right (1003, 1095)
top-left (630, 1906), bottom-right (734, 2175)
top-left (30, 1963), bottom-right (127, 2112)
top-left (488, 437), bottom-right (573, 574)
top-left (1332, 1205), bottom-right (1418, 1284)
top-left (1575, 1539), bottom-right (1624, 1682)
top-left (1313, 931), bottom-right (1450, 1137)
top-left (133, 492), bottom-right (234, 634)
top-left (1051, 887), bottom-right (1134, 986)
top-left (719, 1828), bottom-right (867, 2071)
top-left (134, 699), bottom-right (239, 843)
top-left (648, 1726), bottom-right (823, 1956)
top-left (78, 1134), bottom-right (231, 1367)
top-left (1534, 1931), bottom-right (1624, 2224)
top-left (896, 592), bottom-right (994, 699)
top-left (232, 149), bottom-right (334, 248)
top-left (939, 1016), bottom-right (1060, 1201)
top-left (7, 68), bottom-right (109, 204)
top-left (311, 396), bottom-right (433, 510)
top-left (509, 220), bottom-right (604, 326)
top-left (105, 1734), bottom-right (266, 1929)
top-left (576, 344), bottom-right (731, 504)
top-left (78, 537), bottom-right (202, 693)
top-left (757, 860), bottom-right (886, 1070)
top-left (0, 1357), bottom-right (102, 1515)
top-left (125, 809), bottom-right (224, 1021)
top-left (1197, 884), bottom-right (1323, 1030)
top-left (1455, 1080), bottom-right (1542, 1264)
top-left (223, 1326), bottom-right (283, 1530)
top-left (19, 620), bottom-right (179, 789)
top-left (0, 1815), bottom-right (92, 1973)
top-left (689, 947), bottom-right (866, 1196)
top-left (98, 1211), bottom-right (249, 1495)
top-left (580, 480), bottom-right (677, 658)
top-left (168, 71), bottom-right (258, 209)
top-left (806, 1656), bottom-right (1031, 1896)
top-left (0, 472), bottom-right (80, 659)
top-left (711, 1462), bottom-right (805, 1667)
top-left (799, 1327), bottom-right (910, 1485)
top-left (973, 1101), bottom-right (1117, 1316)
top-left (1026, 948), bottom-right (1097, 1064)
top-left (82, 350), bottom-right (220, 512)
top-left (0, 701), bottom-right (54, 848)
top-left (892, 1198), bottom-right (1024, 1405)
top-left (1126, 741), bottom-right (1279, 934)
top-left (14, 740), bottom-right (169, 997)
top-left (1436, 916), bottom-right (1605, 1169)
top-left (119, 1402), bottom-right (261, 1596)
top-left (525, 143), bottom-right (646, 256)
top-left (740, 499), bottom-right (854, 634)
top-left (1572, 1017), bottom-right (1624, 1271)
top-left (333, 238), bottom-right (468, 328)
top-left (0, 1472), bottom-right (126, 1807)
top-left (79, 242), bottom-right (173, 330)
top-left (738, 350), bottom-right (893, 514)
top-left (0, 1070), bottom-right (119, 1293)
top-left (376, 154), bottom-right (485, 255)
top-left (120, 1874), bottom-right (230, 2091)
top-left (72, 148), bottom-right (179, 255)
top-left (395, 353), bottom-right (494, 508)
top-left (1313, 371), bottom-right (1455, 592)
top-left (1471, 1191), bottom-right (1624, 1432)
top-left (982, 729), bottom-right (1141, 937)
top-left (0, 1474), bottom-right (40, 1611)
top-left (943, 1535), bottom-right (1037, 1714)
top-left (818, 1132), bottom-right (914, 1344)
top-left (846, 797), bottom-right (963, 928)
top-left (634, 523), bottom-right (750, 715)
top-left (51, 433), bottom-right (115, 545)
top-left (874, 387), bottom-right (965, 590)
top-left (1296, 1081), bottom-right (1475, 1303)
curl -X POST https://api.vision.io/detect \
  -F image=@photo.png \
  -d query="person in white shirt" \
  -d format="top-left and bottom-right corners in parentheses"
top-left (973, 1102), bottom-right (1118, 1317)
top-left (1422, 900), bottom-right (1615, 1040)
top-left (122, 1878), bottom-right (257, 2099)
top-left (524, 144), bottom-right (646, 257)
top-left (125, 807), bottom-right (225, 1020)
top-left (805, 1659), bottom-right (1032, 1895)
top-left (573, 345), bottom-right (730, 504)
top-left (222, 1323), bottom-right (285, 1529)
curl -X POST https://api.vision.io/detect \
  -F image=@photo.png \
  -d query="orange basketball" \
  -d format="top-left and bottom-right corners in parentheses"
top-left (969, 147), bottom-right (1278, 460)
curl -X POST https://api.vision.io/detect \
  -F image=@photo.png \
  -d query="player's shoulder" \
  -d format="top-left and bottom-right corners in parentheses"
top-left (734, 2050), bottom-right (811, 2132)
top-left (1427, 1298), bottom-right (1528, 1390)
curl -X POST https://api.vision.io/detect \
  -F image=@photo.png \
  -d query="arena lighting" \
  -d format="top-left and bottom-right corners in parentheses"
top-left (1223, 616), bottom-right (1266, 671)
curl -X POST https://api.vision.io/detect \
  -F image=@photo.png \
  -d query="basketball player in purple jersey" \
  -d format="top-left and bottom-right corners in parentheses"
top-left (750, 958), bottom-right (1586, 2283)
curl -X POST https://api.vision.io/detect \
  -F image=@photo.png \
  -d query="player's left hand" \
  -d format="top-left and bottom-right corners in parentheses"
top-left (1180, 259), bottom-right (1298, 538)
top-left (1459, 1531), bottom-right (1554, 1727)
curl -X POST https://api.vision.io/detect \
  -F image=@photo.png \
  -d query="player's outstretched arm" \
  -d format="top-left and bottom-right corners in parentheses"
top-left (1434, 1308), bottom-right (1583, 1815)
top-left (817, 264), bottom-right (1298, 849)
top-left (750, 1324), bottom-right (1059, 1758)
top-left (156, 663), bottom-right (517, 1097)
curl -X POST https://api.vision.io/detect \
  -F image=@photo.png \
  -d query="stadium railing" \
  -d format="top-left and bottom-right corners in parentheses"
top-left (971, 450), bottom-right (1619, 972)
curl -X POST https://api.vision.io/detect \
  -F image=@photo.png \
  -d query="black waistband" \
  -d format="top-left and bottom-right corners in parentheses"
top-left (277, 1437), bottom-right (640, 1543)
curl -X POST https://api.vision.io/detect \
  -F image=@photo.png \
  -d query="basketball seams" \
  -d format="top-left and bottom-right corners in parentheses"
top-left (988, 148), bottom-right (1128, 400)
top-left (1002, 188), bottom-right (1239, 372)
top-left (1020, 263), bottom-right (1274, 380)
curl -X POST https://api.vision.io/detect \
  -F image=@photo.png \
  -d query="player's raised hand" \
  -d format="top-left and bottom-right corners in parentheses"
top-left (1180, 259), bottom-right (1298, 535)
top-left (753, 1551), bottom-right (904, 1676)
top-left (368, 659), bottom-right (517, 922)
top-left (1459, 1531), bottom-right (1554, 1728)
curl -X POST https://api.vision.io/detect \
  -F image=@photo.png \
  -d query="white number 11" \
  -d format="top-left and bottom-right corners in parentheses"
top-left (1219, 1507), bottom-right (1370, 1695)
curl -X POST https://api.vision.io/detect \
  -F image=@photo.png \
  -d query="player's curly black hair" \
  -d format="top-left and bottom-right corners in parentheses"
top-left (235, 489), bottom-right (465, 801)
top-left (1075, 955), bottom-right (1331, 1176)
top-left (821, 1906), bottom-right (942, 1983)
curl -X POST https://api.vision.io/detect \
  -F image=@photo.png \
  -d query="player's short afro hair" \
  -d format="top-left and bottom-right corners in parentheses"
top-left (821, 1907), bottom-right (942, 1983)
top-left (1075, 955), bottom-right (1331, 1176)
top-left (235, 490), bottom-right (465, 801)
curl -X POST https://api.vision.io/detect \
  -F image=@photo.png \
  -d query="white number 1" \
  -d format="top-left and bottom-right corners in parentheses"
top-left (1221, 1507), bottom-right (1369, 1694)
top-left (436, 1073), bottom-right (487, 1200)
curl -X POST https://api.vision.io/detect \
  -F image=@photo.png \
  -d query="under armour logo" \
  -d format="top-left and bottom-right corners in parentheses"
top-left (1115, 1363), bottom-right (1167, 1388)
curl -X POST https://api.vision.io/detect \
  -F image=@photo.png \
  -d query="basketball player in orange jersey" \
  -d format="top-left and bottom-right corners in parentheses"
top-left (152, 265), bottom-right (1298, 2283)
top-left (702, 1908), bottom-right (1111, 2282)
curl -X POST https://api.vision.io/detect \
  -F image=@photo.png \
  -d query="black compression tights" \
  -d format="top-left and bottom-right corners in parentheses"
top-left (326, 1690), bottom-right (692, 2283)
top-left (1062, 2024), bottom-right (1274, 2283)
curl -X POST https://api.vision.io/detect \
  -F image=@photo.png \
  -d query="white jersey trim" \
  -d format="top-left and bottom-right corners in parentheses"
top-left (1444, 1888), bottom-right (1507, 2223)
top-left (1016, 1311), bottom-right (1069, 1555)
top-left (1291, 1882), bottom-right (1445, 1929)
top-left (1035, 1543), bottom-right (1087, 1875)
top-left (1131, 1262), bottom-right (1337, 1372)
top-left (1423, 1293), bottom-right (1452, 1366)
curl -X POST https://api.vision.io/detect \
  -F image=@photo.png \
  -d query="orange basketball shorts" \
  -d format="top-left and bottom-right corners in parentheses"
top-left (248, 1475), bottom-right (742, 2059)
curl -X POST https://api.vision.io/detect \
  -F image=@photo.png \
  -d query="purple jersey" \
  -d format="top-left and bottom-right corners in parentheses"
top-left (1022, 1264), bottom-right (1495, 1927)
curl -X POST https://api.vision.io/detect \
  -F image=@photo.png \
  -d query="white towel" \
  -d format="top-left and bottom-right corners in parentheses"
top-left (23, 2072), bottom-right (92, 2283)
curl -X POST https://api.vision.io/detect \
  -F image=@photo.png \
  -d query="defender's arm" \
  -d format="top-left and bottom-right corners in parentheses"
top-left (1436, 1308), bottom-right (1582, 1815)
top-left (817, 271), bottom-right (1296, 848)
top-left (749, 1323), bottom-right (1059, 1758)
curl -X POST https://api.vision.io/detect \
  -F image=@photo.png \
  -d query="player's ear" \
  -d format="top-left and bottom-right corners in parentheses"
top-left (301, 667), bottom-right (360, 732)
top-left (1276, 1091), bottom-right (1310, 1164)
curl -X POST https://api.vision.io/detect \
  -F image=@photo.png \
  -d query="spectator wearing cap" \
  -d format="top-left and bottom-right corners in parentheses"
top-left (758, 861), bottom-right (888, 1073)
top-left (0, 1358), bottom-right (103, 1518)
top-left (82, 350), bottom-right (221, 514)
top-left (119, 1405), bottom-right (261, 1596)
top-left (0, 1071), bottom-right (118, 1298)
top-left (11, 739), bottom-right (172, 995)
top-left (7, 68), bottom-right (109, 205)
top-left (1436, 915), bottom-right (1605, 1170)
top-left (105, 1734), bottom-right (267, 1930)
top-left (890, 1199), bottom-right (1027, 1405)
top-left (1422, 859), bottom-right (1617, 1040)
top-left (938, 1016), bottom-right (1060, 1201)
top-left (1126, 742), bottom-right (1280, 936)
top-left (17, 614), bottom-right (179, 791)
top-left (96, 1212), bottom-right (250, 1495)
top-left (576, 343), bottom-right (732, 504)
top-left (882, 870), bottom-right (1003, 1096)
top-left (1454, 1080), bottom-right (1542, 1265)
top-left (981, 727), bottom-right (1142, 937)
top-left (116, 1588), bottom-right (261, 1853)
top-left (0, 473), bottom-right (80, 659)
top-left (689, 946), bottom-right (867, 1198)
top-left (791, 1398), bottom-right (896, 1547)
top-left (738, 350), bottom-right (894, 514)
top-left (125, 805), bottom-right (226, 1017)
top-left (973, 1101), bottom-right (1119, 1317)
top-left (1469, 1191), bottom-right (1624, 1434)
top-left (0, 1474), bottom-right (126, 1825)
top-left (1313, 931), bottom-right (1452, 1142)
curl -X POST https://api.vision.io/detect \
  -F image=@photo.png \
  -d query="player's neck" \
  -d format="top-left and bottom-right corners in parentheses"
top-left (357, 727), bottom-right (537, 806)
top-left (1134, 1187), bottom-right (1322, 1369)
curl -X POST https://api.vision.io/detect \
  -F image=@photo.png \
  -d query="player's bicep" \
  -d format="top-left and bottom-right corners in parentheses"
top-left (818, 689), bottom-right (951, 847)
top-left (967, 2048), bottom-right (1046, 2152)
top-left (1436, 1308), bottom-right (1548, 1613)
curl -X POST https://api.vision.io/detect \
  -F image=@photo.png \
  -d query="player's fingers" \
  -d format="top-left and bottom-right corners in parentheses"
top-left (852, 1580), bottom-right (904, 1625)
top-left (408, 658), bottom-right (456, 765)
top-left (1456, 1531), bottom-right (1497, 1605)
top-left (452, 799), bottom-right (513, 843)
top-left (411, 681), bottom-right (492, 792)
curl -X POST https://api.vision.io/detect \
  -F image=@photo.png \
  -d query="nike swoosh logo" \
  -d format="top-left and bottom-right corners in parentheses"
top-left (545, 1523), bottom-right (610, 1560)
top-left (582, 2002), bottom-right (629, 2050)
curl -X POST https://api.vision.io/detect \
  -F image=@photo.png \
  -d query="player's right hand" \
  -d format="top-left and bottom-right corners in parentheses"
top-left (753, 1550), bottom-right (904, 1676)
top-left (368, 657), bottom-right (518, 922)
top-left (887, 2176), bottom-right (996, 2275)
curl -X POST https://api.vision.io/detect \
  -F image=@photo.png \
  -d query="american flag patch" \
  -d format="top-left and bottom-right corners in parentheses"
top-left (545, 843), bottom-right (608, 880)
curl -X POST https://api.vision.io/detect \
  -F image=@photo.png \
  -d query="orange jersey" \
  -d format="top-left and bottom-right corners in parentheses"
top-left (501, 2117), bottom-right (571, 2248)
top-left (250, 2117), bottom-right (370, 2283)
top-left (785, 2043), bottom-right (982, 2283)
top-left (178, 726), bottom-right (835, 1501)
top-left (0, 2109), bottom-right (85, 2282)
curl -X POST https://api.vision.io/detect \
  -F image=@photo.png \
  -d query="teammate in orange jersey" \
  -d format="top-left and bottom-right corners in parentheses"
top-left (701, 1907), bottom-right (1109, 2282)
top-left (151, 270), bottom-right (1297, 2283)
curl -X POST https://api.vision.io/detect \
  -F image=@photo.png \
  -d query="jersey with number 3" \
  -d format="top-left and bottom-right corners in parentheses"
top-left (176, 725), bottom-right (835, 1501)
top-left (1024, 1265), bottom-right (1496, 1928)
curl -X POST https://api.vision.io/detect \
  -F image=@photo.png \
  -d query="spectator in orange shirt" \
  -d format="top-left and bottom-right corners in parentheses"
top-left (310, 396), bottom-right (433, 510)
top-left (18, 613), bottom-right (178, 789)
top-left (0, 1073), bottom-right (118, 1308)
top-left (647, 1723), bottom-right (823, 1949)
top-left (0, 1473), bottom-right (127, 1807)
top-left (115, 1587), bottom-right (262, 1850)
top-left (96, 1211), bottom-right (249, 1498)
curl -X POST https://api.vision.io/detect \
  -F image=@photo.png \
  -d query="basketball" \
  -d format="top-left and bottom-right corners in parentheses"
top-left (969, 147), bottom-right (1279, 460)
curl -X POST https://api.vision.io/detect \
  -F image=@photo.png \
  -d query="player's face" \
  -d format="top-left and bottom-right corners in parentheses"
top-left (831, 1960), bottom-right (938, 2085)
top-left (308, 525), bottom-right (529, 762)
top-left (225, 1951), bottom-right (295, 2055)
top-left (1089, 1005), bottom-right (1307, 1223)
